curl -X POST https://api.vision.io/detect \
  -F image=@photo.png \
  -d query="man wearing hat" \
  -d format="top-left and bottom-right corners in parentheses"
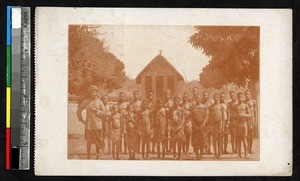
top-left (76, 85), bottom-right (105, 159)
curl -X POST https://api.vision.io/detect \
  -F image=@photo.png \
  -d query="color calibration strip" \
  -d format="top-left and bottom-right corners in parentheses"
top-left (6, 6), bottom-right (12, 170)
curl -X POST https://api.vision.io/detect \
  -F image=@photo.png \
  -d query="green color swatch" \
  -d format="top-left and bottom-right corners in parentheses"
top-left (6, 46), bottom-right (11, 87)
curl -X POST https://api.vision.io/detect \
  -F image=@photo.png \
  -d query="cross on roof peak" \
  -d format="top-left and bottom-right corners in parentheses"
top-left (159, 49), bottom-right (163, 55)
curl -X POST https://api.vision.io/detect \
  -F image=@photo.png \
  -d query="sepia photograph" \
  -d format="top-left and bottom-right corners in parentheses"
top-left (67, 25), bottom-right (260, 161)
top-left (35, 8), bottom-right (292, 176)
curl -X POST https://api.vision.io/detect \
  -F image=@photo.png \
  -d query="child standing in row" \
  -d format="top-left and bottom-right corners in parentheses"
top-left (235, 93), bottom-right (251, 159)
top-left (154, 99), bottom-right (167, 159)
top-left (170, 97), bottom-right (185, 160)
top-left (180, 92), bottom-right (193, 157)
top-left (110, 104), bottom-right (121, 160)
top-left (137, 101), bottom-right (152, 159)
top-left (126, 104), bottom-right (138, 160)
top-left (209, 93), bottom-right (226, 159)
top-left (191, 94), bottom-right (209, 160)
top-left (102, 95), bottom-right (112, 155)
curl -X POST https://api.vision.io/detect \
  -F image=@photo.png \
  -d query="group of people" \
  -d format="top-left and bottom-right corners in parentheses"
top-left (76, 85), bottom-right (257, 160)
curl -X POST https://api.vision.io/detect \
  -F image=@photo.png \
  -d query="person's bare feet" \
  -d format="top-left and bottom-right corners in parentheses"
top-left (185, 153), bottom-right (190, 159)
top-left (96, 154), bottom-right (101, 159)
top-left (223, 150), bottom-right (229, 154)
top-left (249, 151), bottom-right (254, 154)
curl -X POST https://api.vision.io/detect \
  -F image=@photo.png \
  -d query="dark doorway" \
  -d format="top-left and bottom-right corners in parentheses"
top-left (167, 76), bottom-right (175, 96)
top-left (145, 76), bottom-right (152, 98)
top-left (156, 76), bottom-right (164, 99)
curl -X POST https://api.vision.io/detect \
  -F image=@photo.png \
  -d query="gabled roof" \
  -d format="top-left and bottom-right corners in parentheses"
top-left (135, 54), bottom-right (184, 84)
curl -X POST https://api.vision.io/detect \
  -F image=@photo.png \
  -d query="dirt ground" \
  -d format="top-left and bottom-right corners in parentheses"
top-left (68, 103), bottom-right (260, 161)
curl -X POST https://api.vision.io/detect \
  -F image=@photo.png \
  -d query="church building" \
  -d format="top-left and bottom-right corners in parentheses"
top-left (135, 52), bottom-right (184, 99)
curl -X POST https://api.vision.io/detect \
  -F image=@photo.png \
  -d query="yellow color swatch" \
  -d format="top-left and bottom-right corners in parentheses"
top-left (6, 87), bottom-right (11, 128)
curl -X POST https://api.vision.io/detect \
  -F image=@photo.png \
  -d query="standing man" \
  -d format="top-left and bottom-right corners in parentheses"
top-left (235, 93), bottom-right (251, 159)
top-left (102, 95), bottom-right (112, 155)
top-left (220, 93), bottom-right (229, 154)
top-left (110, 105), bottom-right (122, 160)
top-left (202, 91), bottom-right (213, 154)
top-left (164, 89), bottom-right (174, 154)
top-left (170, 97), bottom-right (185, 160)
top-left (191, 94), bottom-right (209, 160)
top-left (209, 93), bottom-right (226, 159)
top-left (154, 99), bottom-right (167, 159)
top-left (228, 91), bottom-right (238, 154)
top-left (244, 90), bottom-right (257, 154)
top-left (131, 90), bottom-right (142, 153)
top-left (117, 92), bottom-right (129, 154)
top-left (147, 91), bottom-right (157, 153)
top-left (76, 85), bottom-right (105, 159)
top-left (180, 92), bottom-right (193, 157)
top-left (137, 101), bottom-right (152, 159)
top-left (126, 104), bottom-right (138, 160)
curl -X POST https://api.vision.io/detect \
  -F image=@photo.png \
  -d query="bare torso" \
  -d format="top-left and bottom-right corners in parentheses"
top-left (209, 103), bottom-right (224, 127)
top-left (191, 103), bottom-right (207, 126)
top-left (111, 113), bottom-right (121, 129)
top-left (235, 103), bottom-right (249, 126)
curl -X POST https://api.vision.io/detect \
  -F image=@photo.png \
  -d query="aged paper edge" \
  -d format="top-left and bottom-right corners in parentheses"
top-left (34, 7), bottom-right (292, 176)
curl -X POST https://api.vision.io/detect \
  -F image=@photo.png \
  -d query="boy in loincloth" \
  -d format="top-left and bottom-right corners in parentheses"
top-left (76, 85), bottom-right (105, 159)
top-left (170, 97), bottom-right (185, 160)
top-left (131, 90), bottom-right (142, 153)
top-left (137, 100), bottom-right (152, 159)
top-left (126, 104), bottom-right (138, 160)
top-left (110, 104), bottom-right (122, 160)
top-left (244, 90), bottom-right (257, 154)
top-left (180, 92), bottom-right (193, 157)
top-left (220, 93), bottom-right (229, 154)
top-left (154, 99), bottom-right (167, 159)
top-left (234, 92), bottom-right (251, 159)
top-left (147, 91), bottom-right (157, 154)
top-left (164, 89), bottom-right (174, 154)
top-left (102, 95), bottom-right (112, 154)
top-left (191, 94), bottom-right (209, 160)
top-left (202, 91), bottom-right (213, 154)
top-left (117, 92), bottom-right (129, 154)
top-left (228, 91), bottom-right (238, 154)
top-left (209, 93), bottom-right (226, 159)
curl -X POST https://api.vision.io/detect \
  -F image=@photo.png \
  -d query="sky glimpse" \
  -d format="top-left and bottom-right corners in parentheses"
top-left (98, 25), bottom-right (210, 81)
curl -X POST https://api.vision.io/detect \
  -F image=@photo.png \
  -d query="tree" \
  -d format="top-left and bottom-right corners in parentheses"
top-left (189, 26), bottom-right (259, 97)
top-left (68, 25), bottom-right (126, 98)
